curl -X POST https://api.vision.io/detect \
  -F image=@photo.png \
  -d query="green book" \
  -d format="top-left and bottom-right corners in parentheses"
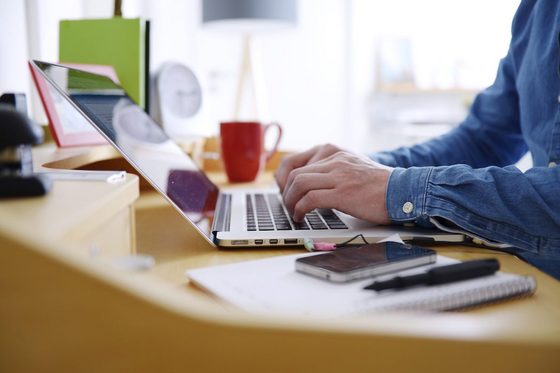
top-left (59, 17), bottom-right (149, 109)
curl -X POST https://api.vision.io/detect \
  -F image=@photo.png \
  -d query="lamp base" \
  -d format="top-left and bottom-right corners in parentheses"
top-left (0, 174), bottom-right (52, 198)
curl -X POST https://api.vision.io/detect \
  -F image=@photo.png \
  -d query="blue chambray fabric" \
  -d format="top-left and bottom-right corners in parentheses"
top-left (371, 0), bottom-right (560, 279)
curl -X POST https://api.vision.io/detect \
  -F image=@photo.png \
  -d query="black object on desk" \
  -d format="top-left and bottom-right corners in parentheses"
top-left (364, 258), bottom-right (500, 292)
top-left (0, 93), bottom-right (28, 114)
top-left (0, 95), bottom-right (51, 198)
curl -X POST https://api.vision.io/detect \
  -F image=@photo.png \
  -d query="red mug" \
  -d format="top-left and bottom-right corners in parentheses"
top-left (220, 121), bottom-right (283, 182)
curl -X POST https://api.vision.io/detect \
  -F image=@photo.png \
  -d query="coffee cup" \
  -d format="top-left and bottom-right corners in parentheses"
top-left (220, 121), bottom-right (282, 182)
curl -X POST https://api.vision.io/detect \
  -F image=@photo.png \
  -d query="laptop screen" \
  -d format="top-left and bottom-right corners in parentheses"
top-left (31, 61), bottom-right (219, 240)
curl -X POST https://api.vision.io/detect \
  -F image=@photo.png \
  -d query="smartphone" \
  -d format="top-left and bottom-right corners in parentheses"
top-left (295, 242), bottom-right (436, 283)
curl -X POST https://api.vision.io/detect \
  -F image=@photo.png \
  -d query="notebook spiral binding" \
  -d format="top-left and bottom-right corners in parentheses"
top-left (355, 275), bottom-right (537, 313)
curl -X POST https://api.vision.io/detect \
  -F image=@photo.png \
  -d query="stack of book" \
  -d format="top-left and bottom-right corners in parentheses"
top-left (59, 17), bottom-right (150, 110)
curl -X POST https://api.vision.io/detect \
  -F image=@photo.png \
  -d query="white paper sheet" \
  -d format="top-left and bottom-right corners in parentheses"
top-left (187, 251), bottom-right (464, 316)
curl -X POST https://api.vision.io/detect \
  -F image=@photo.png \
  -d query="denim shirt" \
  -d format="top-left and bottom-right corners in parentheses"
top-left (372, 0), bottom-right (560, 279)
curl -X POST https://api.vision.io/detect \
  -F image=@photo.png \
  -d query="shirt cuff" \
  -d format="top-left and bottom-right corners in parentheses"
top-left (386, 167), bottom-right (433, 223)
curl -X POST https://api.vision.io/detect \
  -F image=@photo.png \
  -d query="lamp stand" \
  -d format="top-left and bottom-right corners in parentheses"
top-left (233, 34), bottom-right (269, 120)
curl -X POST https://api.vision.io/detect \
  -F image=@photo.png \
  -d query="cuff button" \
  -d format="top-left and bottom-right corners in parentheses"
top-left (402, 201), bottom-right (414, 214)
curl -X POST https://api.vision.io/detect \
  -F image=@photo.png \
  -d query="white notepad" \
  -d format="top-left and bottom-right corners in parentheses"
top-left (186, 254), bottom-right (536, 316)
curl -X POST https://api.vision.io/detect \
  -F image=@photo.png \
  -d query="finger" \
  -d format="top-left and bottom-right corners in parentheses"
top-left (275, 144), bottom-right (342, 190)
top-left (282, 160), bottom-right (338, 201)
top-left (282, 173), bottom-right (336, 216)
top-left (307, 144), bottom-right (341, 164)
top-left (292, 189), bottom-right (337, 222)
top-left (275, 147), bottom-right (319, 191)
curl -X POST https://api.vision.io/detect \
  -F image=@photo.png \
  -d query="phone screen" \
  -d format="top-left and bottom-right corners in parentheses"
top-left (295, 242), bottom-right (436, 282)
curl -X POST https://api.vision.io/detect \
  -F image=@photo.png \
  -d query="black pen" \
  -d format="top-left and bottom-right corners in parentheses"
top-left (364, 258), bottom-right (500, 292)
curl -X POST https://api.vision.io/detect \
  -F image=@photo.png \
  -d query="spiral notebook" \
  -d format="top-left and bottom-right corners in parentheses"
top-left (187, 254), bottom-right (536, 315)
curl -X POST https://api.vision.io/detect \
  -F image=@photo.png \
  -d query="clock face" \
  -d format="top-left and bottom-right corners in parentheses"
top-left (157, 63), bottom-right (202, 119)
top-left (114, 101), bottom-right (168, 144)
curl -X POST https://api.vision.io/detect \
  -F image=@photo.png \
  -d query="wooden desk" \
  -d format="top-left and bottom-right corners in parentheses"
top-left (1, 145), bottom-right (559, 373)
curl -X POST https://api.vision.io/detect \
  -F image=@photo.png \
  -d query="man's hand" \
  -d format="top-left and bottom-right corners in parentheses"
top-left (278, 148), bottom-right (393, 224)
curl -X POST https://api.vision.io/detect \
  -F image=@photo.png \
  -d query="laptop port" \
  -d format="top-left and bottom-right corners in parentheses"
top-left (231, 240), bottom-right (249, 245)
top-left (254, 239), bottom-right (264, 245)
top-left (284, 239), bottom-right (298, 245)
top-left (269, 239), bottom-right (279, 244)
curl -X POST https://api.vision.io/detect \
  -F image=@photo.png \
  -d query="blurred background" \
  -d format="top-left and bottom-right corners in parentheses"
top-left (1, 0), bottom-right (519, 153)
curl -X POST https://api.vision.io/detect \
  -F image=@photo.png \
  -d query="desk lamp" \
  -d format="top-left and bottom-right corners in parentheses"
top-left (202, 0), bottom-right (297, 119)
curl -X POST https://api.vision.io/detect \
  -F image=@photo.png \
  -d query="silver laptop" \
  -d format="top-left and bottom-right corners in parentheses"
top-left (30, 60), bottom-right (464, 248)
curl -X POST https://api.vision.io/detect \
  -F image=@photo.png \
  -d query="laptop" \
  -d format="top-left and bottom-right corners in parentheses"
top-left (30, 60), bottom-right (465, 248)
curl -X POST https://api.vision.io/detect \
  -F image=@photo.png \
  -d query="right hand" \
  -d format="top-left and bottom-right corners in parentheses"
top-left (279, 150), bottom-right (392, 224)
top-left (275, 143), bottom-right (345, 192)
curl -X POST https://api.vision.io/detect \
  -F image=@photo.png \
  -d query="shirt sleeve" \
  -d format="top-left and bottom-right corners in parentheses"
top-left (372, 46), bottom-right (528, 168)
top-left (387, 164), bottom-right (560, 267)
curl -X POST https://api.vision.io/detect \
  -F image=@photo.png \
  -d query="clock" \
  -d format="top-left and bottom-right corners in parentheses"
top-left (151, 62), bottom-right (203, 138)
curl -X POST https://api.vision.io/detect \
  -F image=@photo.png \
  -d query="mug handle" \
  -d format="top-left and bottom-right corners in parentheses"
top-left (263, 122), bottom-right (283, 162)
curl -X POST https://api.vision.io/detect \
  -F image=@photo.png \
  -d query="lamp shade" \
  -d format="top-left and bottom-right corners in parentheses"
top-left (202, 0), bottom-right (297, 32)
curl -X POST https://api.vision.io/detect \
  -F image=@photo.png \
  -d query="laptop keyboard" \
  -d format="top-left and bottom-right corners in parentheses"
top-left (246, 193), bottom-right (348, 231)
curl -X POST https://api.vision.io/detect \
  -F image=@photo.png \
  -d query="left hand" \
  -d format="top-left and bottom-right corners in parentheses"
top-left (281, 150), bottom-right (394, 224)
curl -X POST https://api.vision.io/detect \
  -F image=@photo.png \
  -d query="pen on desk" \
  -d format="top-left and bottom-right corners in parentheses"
top-left (364, 258), bottom-right (500, 292)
